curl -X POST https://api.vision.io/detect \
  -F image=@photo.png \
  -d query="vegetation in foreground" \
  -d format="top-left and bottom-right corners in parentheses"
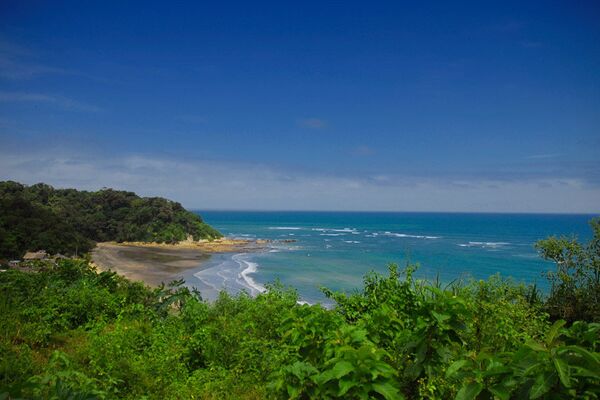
top-left (0, 181), bottom-right (222, 260)
top-left (0, 220), bottom-right (599, 399)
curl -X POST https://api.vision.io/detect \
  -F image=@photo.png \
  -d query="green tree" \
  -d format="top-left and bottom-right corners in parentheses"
top-left (536, 218), bottom-right (600, 322)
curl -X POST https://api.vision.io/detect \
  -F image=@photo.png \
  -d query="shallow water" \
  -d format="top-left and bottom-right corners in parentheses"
top-left (186, 212), bottom-right (596, 304)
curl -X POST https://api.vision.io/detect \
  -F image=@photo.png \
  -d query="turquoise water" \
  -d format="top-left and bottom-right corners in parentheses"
top-left (187, 212), bottom-right (597, 305)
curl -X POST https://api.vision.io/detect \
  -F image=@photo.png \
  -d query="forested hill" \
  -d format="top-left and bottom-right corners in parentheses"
top-left (0, 181), bottom-right (222, 259)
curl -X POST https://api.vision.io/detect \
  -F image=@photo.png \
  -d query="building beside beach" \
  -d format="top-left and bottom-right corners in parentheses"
top-left (23, 250), bottom-right (48, 261)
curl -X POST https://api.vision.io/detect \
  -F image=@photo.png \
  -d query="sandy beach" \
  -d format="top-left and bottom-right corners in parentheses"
top-left (91, 238), bottom-right (268, 287)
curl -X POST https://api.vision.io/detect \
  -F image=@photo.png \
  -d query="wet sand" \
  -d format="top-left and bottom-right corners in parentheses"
top-left (91, 239), bottom-right (267, 287)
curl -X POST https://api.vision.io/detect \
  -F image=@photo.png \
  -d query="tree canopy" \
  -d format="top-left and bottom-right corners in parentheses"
top-left (0, 181), bottom-right (222, 259)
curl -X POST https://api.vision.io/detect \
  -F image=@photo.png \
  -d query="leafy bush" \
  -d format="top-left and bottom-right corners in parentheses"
top-left (447, 320), bottom-right (600, 399)
top-left (1, 240), bottom-right (599, 399)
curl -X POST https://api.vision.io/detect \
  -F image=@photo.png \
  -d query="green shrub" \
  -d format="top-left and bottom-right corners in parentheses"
top-left (447, 320), bottom-right (600, 399)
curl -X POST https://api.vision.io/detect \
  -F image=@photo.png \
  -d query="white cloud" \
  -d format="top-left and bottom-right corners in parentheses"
top-left (1, 150), bottom-right (599, 213)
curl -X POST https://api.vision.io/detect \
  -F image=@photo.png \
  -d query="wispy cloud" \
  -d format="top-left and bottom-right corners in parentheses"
top-left (299, 117), bottom-right (327, 129)
top-left (0, 91), bottom-right (101, 112)
top-left (0, 149), bottom-right (598, 213)
top-left (0, 37), bottom-right (74, 80)
top-left (0, 58), bottom-right (70, 80)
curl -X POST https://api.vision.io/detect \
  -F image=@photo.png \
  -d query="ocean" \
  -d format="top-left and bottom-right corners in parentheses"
top-left (185, 212), bottom-right (596, 305)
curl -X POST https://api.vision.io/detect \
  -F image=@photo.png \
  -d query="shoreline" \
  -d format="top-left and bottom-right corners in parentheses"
top-left (103, 237), bottom-right (271, 252)
top-left (183, 251), bottom-right (267, 302)
top-left (91, 238), bottom-right (270, 287)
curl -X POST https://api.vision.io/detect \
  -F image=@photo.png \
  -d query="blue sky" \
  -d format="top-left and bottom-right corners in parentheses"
top-left (1, 1), bottom-right (599, 212)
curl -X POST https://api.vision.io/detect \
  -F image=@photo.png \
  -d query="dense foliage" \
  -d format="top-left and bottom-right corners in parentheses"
top-left (0, 181), bottom-right (222, 259)
top-left (1, 258), bottom-right (599, 398)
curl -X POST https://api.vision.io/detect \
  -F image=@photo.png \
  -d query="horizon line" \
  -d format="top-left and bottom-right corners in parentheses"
top-left (189, 209), bottom-right (600, 216)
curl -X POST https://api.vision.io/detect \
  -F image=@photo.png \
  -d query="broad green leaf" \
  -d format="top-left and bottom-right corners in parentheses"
top-left (488, 384), bottom-right (511, 400)
top-left (525, 339), bottom-right (546, 352)
top-left (552, 357), bottom-right (570, 388)
top-left (286, 384), bottom-right (300, 398)
top-left (350, 328), bottom-right (368, 343)
top-left (545, 320), bottom-right (566, 346)
top-left (570, 367), bottom-right (600, 379)
top-left (456, 382), bottom-right (483, 400)
top-left (432, 310), bottom-right (450, 323)
top-left (338, 379), bottom-right (357, 396)
top-left (529, 372), bottom-right (556, 399)
top-left (330, 360), bottom-right (355, 379)
top-left (560, 345), bottom-right (600, 373)
top-left (288, 361), bottom-right (318, 379)
top-left (522, 361), bottom-right (545, 377)
top-left (415, 341), bottom-right (427, 364)
top-left (446, 360), bottom-right (468, 378)
top-left (316, 369), bottom-right (333, 384)
top-left (372, 382), bottom-right (404, 400)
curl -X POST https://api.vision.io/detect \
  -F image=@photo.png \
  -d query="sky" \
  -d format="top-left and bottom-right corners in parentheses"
top-left (1, 1), bottom-right (599, 212)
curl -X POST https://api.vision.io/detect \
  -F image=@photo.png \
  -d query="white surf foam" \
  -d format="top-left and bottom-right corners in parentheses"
top-left (230, 233), bottom-right (256, 238)
top-left (458, 241), bottom-right (510, 248)
top-left (313, 227), bottom-right (358, 233)
top-left (382, 231), bottom-right (440, 239)
top-left (191, 253), bottom-right (266, 299)
top-left (234, 254), bottom-right (266, 296)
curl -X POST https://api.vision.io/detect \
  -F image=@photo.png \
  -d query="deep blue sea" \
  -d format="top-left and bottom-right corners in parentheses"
top-left (186, 212), bottom-right (597, 305)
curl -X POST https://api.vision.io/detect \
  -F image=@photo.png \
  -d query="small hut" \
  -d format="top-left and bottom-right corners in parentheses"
top-left (23, 250), bottom-right (48, 261)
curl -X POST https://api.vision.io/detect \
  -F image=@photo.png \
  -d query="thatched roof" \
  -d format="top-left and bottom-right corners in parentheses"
top-left (23, 250), bottom-right (48, 260)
